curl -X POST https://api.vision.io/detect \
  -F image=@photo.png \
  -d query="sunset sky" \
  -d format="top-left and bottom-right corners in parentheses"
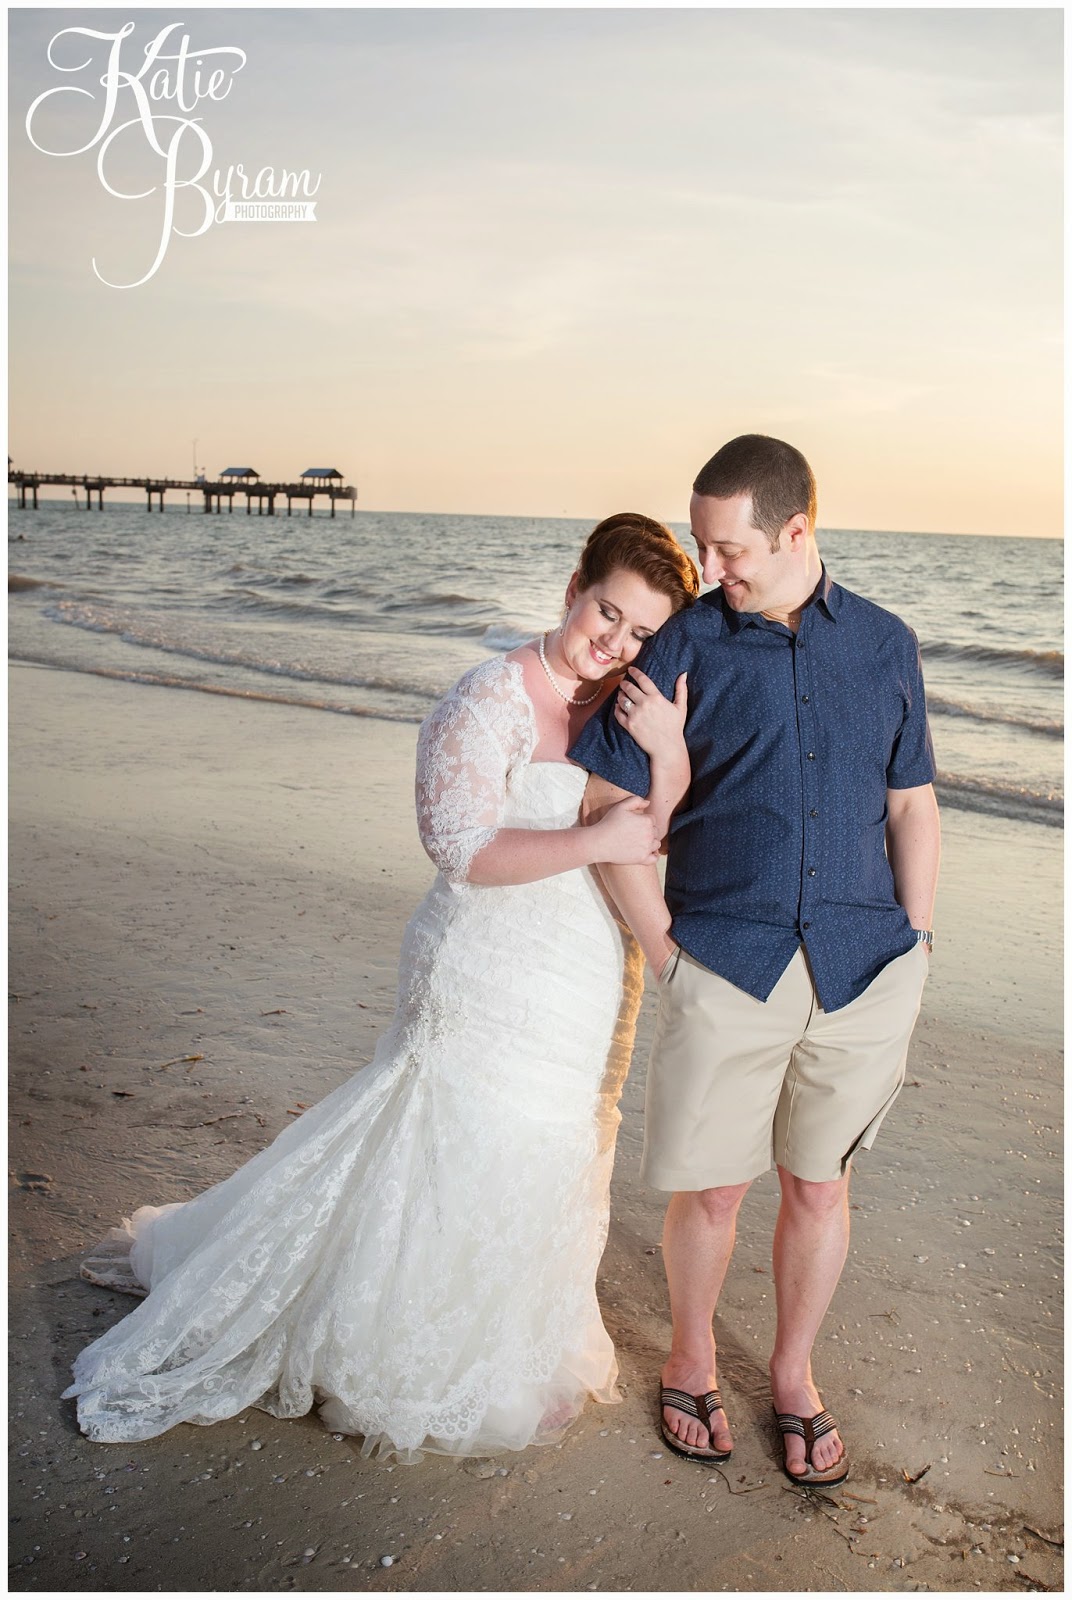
top-left (7, 6), bottom-right (1063, 536)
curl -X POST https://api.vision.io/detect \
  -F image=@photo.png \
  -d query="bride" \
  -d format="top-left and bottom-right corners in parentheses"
top-left (64, 512), bottom-right (700, 1463)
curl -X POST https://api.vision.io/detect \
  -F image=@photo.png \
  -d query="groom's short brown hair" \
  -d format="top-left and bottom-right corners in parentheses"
top-left (693, 435), bottom-right (817, 550)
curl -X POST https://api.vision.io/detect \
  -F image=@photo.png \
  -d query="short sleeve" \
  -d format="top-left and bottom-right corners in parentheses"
top-left (415, 659), bottom-right (534, 884)
top-left (886, 627), bottom-right (937, 789)
top-left (568, 629), bottom-right (682, 798)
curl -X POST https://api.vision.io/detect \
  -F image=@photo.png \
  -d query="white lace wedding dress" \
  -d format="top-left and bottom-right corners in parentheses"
top-left (64, 655), bottom-right (644, 1462)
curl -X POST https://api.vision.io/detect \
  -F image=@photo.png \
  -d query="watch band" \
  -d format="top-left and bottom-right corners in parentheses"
top-left (913, 928), bottom-right (934, 949)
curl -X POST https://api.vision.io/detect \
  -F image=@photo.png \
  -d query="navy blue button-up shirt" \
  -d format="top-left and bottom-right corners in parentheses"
top-left (569, 571), bottom-right (937, 1012)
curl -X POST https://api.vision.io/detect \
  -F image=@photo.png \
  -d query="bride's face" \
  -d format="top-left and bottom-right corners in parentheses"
top-left (557, 567), bottom-right (675, 682)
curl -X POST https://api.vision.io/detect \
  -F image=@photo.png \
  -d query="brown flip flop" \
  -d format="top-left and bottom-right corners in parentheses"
top-left (773, 1405), bottom-right (850, 1486)
top-left (659, 1385), bottom-right (732, 1463)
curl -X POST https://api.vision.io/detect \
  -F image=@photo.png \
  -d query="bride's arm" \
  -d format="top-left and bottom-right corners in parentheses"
top-left (416, 681), bottom-right (659, 889)
top-left (471, 668), bottom-right (692, 884)
top-left (465, 800), bottom-right (657, 886)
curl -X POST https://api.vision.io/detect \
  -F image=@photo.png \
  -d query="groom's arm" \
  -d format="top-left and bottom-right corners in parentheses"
top-left (570, 618), bottom-right (695, 974)
top-left (581, 772), bottom-right (678, 978)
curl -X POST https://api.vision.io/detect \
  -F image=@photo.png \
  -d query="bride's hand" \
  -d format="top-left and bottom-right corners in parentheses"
top-left (591, 795), bottom-right (661, 865)
top-left (614, 668), bottom-right (687, 759)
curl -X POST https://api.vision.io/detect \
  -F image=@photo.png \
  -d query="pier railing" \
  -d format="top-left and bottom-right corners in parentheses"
top-left (8, 471), bottom-right (358, 517)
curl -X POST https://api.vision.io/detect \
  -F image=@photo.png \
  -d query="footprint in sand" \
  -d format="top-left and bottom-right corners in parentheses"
top-left (14, 1172), bottom-right (53, 1192)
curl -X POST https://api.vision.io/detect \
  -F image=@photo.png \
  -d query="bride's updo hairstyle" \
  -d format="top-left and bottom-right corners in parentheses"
top-left (575, 512), bottom-right (700, 615)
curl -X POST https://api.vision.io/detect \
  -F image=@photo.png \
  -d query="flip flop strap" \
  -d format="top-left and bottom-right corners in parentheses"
top-left (662, 1387), bottom-right (723, 1427)
top-left (775, 1409), bottom-right (837, 1453)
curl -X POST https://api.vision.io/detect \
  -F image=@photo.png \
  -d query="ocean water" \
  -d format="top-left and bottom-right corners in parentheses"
top-left (8, 502), bottom-right (1063, 828)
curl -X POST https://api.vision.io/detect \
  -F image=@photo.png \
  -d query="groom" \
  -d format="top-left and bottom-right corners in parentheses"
top-left (570, 435), bottom-right (940, 1484)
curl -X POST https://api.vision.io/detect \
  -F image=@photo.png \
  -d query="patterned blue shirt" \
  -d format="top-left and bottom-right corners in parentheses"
top-left (569, 571), bottom-right (937, 1012)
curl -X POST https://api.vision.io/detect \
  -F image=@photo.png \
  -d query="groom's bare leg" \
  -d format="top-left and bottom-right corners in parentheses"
top-left (660, 1183), bottom-right (750, 1452)
top-left (768, 1165), bottom-right (851, 1473)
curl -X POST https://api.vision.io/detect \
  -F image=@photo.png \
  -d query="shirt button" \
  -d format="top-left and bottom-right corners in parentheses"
top-left (802, 921), bottom-right (811, 930)
top-left (806, 751), bottom-right (816, 760)
top-left (801, 694), bottom-right (810, 704)
top-left (796, 638), bottom-right (805, 649)
top-left (807, 867), bottom-right (817, 877)
top-left (809, 808), bottom-right (819, 818)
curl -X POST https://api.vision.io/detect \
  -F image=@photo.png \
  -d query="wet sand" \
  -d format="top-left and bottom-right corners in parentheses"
top-left (9, 662), bottom-right (1063, 1593)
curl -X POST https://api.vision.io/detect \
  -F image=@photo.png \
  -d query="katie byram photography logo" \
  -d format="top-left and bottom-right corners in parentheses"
top-left (24, 21), bottom-right (322, 288)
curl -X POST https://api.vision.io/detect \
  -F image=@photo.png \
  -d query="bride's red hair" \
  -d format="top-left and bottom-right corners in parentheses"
top-left (575, 512), bottom-right (699, 613)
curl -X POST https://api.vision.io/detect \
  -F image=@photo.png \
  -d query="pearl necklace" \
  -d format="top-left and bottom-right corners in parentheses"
top-left (537, 631), bottom-right (601, 706)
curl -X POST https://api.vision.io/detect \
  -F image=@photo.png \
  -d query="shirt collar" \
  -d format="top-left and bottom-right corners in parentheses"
top-left (814, 566), bottom-right (841, 618)
top-left (819, 569), bottom-right (844, 617)
top-left (718, 564), bottom-right (841, 633)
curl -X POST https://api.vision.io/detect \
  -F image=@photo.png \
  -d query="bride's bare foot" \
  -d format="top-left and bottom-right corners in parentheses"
top-left (538, 1398), bottom-right (579, 1436)
top-left (660, 1353), bottom-right (733, 1455)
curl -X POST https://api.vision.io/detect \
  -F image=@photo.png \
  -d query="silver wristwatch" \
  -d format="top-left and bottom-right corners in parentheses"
top-left (913, 928), bottom-right (934, 949)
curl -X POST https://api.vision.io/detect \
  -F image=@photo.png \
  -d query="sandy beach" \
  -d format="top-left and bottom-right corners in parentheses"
top-left (9, 662), bottom-right (1063, 1593)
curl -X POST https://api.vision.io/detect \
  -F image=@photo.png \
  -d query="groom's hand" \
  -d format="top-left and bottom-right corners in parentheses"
top-left (654, 935), bottom-right (679, 982)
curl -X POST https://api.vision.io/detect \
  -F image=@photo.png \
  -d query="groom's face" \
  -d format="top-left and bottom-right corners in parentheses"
top-left (690, 492), bottom-right (791, 613)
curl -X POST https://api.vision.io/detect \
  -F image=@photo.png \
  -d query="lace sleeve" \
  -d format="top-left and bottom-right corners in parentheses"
top-left (415, 658), bottom-right (534, 885)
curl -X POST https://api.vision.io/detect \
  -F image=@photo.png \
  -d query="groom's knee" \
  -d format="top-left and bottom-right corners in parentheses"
top-left (682, 1181), bottom-right (751, 1224)
top-left (777, 1168), bottom-right (849, 1218)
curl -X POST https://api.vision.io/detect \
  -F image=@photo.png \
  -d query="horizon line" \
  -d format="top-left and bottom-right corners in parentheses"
top-left (6, 493), bottom-right (1062, 541)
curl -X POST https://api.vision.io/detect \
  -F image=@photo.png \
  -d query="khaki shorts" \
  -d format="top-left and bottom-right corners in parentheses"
top-left (641, 944), bottom-right (930, 1189)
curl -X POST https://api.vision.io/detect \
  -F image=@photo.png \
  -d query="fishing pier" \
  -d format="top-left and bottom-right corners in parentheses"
top-left (8, 465), bottom-right (357, 517)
